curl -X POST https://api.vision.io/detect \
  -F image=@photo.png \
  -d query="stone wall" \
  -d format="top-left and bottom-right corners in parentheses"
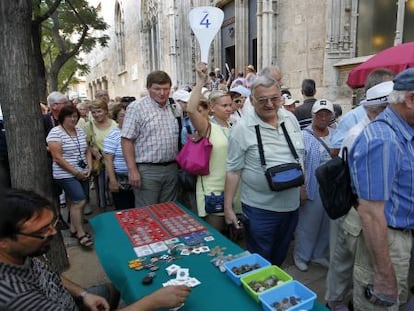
top-left (83, 0), bottom-right (358, 111)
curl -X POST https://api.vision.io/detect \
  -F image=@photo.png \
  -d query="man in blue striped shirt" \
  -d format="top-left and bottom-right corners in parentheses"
top-left (349, 68), bottom-right (414, 310)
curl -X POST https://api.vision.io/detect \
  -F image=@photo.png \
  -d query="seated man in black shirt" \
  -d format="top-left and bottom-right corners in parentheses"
top-left (0, 188), bottom-right (191, 311)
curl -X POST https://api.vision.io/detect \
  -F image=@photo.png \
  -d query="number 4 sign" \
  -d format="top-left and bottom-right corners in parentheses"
top-left (189, 6), bottom-right (224, 63)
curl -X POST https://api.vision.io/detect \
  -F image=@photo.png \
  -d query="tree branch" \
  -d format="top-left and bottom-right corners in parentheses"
top-left (33, 0), bottom-right (62, 24)
top-left (60, 70), bottom-right (76, 93)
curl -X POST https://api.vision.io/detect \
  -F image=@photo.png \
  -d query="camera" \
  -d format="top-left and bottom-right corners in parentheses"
top-left (78, 159), bottom-right (87, 169)
top-left (364, 284), bottom-right (396, 307)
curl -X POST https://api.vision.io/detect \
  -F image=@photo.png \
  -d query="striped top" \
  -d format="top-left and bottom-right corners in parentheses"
top-left (0, 257), bottom-right (77, 310)
top-left (46, 126), bottom-right (88, 179)
top-left (349, 107), bottom-right (414, 229)
top-left (294, 98), bottom-right (316, 130)
top-left (103, 127), bottom-right (128, 174)
top-left (121, 96), bottom-right (180, 163)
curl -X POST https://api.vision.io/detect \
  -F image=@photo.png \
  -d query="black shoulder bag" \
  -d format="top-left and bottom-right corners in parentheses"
top-left (255, 123), bottom-right (304, 191)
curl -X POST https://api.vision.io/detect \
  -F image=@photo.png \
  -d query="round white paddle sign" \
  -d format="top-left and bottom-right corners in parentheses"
top-left (189, 7), bottom-right (224, 63)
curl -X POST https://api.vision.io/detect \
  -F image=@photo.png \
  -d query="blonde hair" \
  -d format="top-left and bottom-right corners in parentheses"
top-left (208, 90), bottom-right (230, 106)
top-left (90, 98), bottom-right (109, 112)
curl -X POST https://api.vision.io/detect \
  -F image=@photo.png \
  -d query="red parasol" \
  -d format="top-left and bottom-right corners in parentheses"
top-left (347, 41), bottom-right (414, 89)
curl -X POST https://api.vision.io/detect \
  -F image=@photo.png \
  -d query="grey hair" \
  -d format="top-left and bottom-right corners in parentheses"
top-left (46, 91), bottom-right (67, 108)
top-left (250, 76), bottom-right (279, 98)
top-left (388, 90), bottom-right (411, 105)
top-left (258, 65), bottom-right (281, 78)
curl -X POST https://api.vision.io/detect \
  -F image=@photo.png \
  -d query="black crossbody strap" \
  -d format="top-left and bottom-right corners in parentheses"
top-left (304, 128), bottom-right (332, 158)
top-left (280, 122), bottom-right (300, 161)
top-left (254, 125), bottom-right (267, 169)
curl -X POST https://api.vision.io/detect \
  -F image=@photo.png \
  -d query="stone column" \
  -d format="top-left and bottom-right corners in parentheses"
top-left (257, 0), bottom-right (276, 70)
top-left (235, 0), bottom-right (248, 75)
top-left (167, 0), bottom-right (178, 86)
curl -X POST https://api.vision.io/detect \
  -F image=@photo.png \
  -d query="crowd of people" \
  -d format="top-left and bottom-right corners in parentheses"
top-left (1, 63), bottom-right (414, 311)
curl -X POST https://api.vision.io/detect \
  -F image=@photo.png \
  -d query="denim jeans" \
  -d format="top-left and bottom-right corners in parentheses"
top-left (242, 203), bottom-right (299, 266)
top-left (55, 178), bottom-right (88, 203)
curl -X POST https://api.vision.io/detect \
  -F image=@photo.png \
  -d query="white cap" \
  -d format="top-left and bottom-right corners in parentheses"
top-left (312, 99), bottom-right (334, 114)
top-left (282, 94), bottom-right (299, 106)
top-left (230, 85), bottom-right (251, 97)
top-left (360, 81), bottom-right (394, 107)
top-left (172, 89), bottom-right (190, 102)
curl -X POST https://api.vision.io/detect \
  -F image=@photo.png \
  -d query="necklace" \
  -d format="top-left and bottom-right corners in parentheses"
top-left (61, 126), bottom-right (83, 159)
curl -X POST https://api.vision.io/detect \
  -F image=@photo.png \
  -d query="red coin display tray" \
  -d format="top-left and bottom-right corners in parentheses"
top-left (115, 202), bottom-right (206, 247)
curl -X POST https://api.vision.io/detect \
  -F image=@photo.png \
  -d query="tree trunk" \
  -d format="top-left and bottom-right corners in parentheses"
top-left (0, 0), bottom-right (68, 273)
top-left (49, 66), bottom-right (59, 93)
top-left (32, 20), bottom-right (48, 102)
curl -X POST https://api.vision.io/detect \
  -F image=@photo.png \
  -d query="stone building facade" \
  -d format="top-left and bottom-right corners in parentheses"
top-left (84, 0), bottom-right (414, 111)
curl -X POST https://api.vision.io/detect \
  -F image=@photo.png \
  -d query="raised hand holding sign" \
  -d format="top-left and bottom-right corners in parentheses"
top-left (189, 7), bottom-right (224, 63)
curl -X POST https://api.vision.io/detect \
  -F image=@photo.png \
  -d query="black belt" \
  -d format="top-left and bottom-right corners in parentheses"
top-left (137, 161), bottom-right (176, 166)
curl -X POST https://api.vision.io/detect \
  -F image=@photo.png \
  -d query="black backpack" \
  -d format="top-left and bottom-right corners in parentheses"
top-left (315, 147), bottom-right (357, 219)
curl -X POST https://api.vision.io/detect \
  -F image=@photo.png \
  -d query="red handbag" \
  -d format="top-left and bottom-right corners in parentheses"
top-left (176, 123), bottom-right (213, 176)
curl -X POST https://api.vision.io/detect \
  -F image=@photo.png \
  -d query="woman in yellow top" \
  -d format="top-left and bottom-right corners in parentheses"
top-left (187, 62), bottom-right (240, 233)
top-left (85, 99), bottom-right (118, 210)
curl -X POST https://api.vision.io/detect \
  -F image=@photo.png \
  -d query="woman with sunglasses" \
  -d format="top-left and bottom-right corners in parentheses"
top-left (46, 105), bottom-right (93, 248)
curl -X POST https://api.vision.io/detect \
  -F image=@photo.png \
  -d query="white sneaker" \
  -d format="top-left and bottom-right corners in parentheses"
top-left (312, 257), bottom-right (330, 269)
top-left (294, 255), bottom-right (308, 272)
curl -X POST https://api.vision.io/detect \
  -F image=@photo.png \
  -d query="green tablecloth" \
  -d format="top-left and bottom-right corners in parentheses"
top-left (90, 205), bottom-right (328, 311)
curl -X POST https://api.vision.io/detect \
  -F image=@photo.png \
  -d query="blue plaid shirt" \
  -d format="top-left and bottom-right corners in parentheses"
top-left (349, 106), bottom-right (414, 229)
top-left (303, 126), bottom-right (335, 200)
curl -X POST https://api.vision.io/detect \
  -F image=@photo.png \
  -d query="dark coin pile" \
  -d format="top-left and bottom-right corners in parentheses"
top-left (248, 275), bottom-right (280, 292)
top-left (231, 263), bottom-right (260, 275)
top-left (271, 296), bottom-right (302, 311)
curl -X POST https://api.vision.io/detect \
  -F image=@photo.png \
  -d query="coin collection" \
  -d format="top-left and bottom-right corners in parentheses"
top-left (271, 296), bottom-right (302, 311)
top-left (231, 263), bottom-right (261, 275)
top-left (248, 275), bottom-right (284, 293)
top-left (116, 202), bottom-right (206, 247)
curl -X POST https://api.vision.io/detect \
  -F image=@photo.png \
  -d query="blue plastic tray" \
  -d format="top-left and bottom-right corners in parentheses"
top-left (259, 280), bottom-right (317, 311)
top-left (224, 253), bottom-right (271, 286)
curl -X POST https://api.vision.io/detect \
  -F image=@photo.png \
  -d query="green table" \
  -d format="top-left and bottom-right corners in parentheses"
top-left (90, 205), bottom-right (328, 310)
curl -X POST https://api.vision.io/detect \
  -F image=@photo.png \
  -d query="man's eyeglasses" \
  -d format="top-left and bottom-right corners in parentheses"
top-left (254, 96), bottom-right (281, 105)
top-left (17, 217), bottom-right (59, 240)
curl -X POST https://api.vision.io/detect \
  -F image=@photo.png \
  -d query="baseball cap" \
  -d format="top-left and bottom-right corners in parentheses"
top-left (312, 99), bottom-right (334, 114)
top-left (393, 68), bottom-right (414, 91)
top-left (282, 94), bottom-right (299, 106)
top-left (230, 85), bottom-right (251, 97)
top-left (172, 89), bottom-right (190, 102)
top-left (360, 81), bottom-right (394, 107)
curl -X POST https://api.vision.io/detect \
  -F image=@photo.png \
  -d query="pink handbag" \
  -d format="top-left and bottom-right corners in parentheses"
top-left (176, 123), bottom-right (213, 176)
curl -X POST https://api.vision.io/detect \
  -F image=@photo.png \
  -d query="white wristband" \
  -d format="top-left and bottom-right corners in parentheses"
top-left (79, 290), bottom-right (88, 299)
